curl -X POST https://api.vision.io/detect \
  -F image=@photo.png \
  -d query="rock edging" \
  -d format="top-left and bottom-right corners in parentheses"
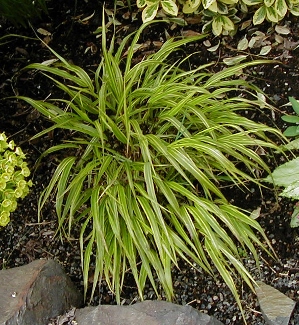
top-left (0, 259), bottom-right (296, 325)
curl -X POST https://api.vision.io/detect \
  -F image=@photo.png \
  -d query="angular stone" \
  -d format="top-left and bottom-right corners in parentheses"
top-left (0, 259), bottom-right (83, 325)
top-left (75, 300), bottom-right (224, 325)
top-left (255, 281), bottom-right (296, 325)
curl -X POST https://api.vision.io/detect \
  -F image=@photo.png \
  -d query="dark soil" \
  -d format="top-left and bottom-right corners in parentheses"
top-left (1, 2), bottom-right (299, 324)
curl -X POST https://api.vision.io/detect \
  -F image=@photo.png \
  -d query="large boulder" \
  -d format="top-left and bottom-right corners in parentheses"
top-left (75, 300), bottom-right (224, 325)
top-left (0, 259), bottom-right (83, 325)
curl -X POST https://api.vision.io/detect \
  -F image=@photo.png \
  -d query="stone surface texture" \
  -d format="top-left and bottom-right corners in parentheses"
top-left (256, 281), bottom-right (296, 325)
top-left (0, 259), bottom-right (83, 325)
top-left (75, 300), bottom-right (224, 325)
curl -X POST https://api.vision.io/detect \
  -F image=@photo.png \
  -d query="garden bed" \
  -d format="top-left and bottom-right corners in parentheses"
top-left (1, 1), bottom-right (299, 323)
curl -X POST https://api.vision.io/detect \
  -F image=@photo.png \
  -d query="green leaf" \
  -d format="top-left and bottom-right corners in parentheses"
top-left (161, 0), bottom-right (178, 15)
top-left (265, 157), bottom-right (299, 189)
top-left (283, 138), bottom-right (299, 150)
top-left (281, 115), bottom-right (299, 123)
top-left (283, 125), bottom-right (299, 137)
top-left (253, 5), bottom-right (266, 24)
top-left (289, 96), bottom-right (299, 115)
top-left (281, 181), bottom-right (299, 200)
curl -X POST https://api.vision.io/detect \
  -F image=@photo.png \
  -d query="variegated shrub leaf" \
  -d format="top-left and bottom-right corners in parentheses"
top-left (239, 1), bottom-right (249, 12)
top-left (209, 0), bottom-right (218, 12)
top-left (221, 0), bottom-right (239, 4)
top-left (137, 0), bottom-right (147, 8)
top-left (290, 5), bottom-right (299, 16)
top-left (228, 7), bottom-right (238, 15)
top-left (259, 45), bottom-right (272, 55)
top-left (217, 1), bottom-right (229, 14)
top-left (182, 0), bottom-right (201, 13)
top-left (253, 5), bottom-right (266, 24)
top-left (266, 5), bottom-right (280, 21)
top-left (161, 0), bottom-right (178, 16)
top-left (275, 0), bottom-right (288, 17)
top-left (202, 0), bottom-right (216, 9)
top-left (212, 14), bottom-right (233, 35)
top-left (212, 15), bottom-right (224, 35)
top-left (237, 36), bottom-right (249, 50)
top-left (264, 0), bottom-right (275, 6)
top-left (241, 0), bottom-right (263, 5)
top-left (142, 1), bottom-right (159, 22)
top-left (222, 15), bottom-right (235, 31)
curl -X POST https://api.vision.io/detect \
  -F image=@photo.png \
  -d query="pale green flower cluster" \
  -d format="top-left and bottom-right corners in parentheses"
top-left (0, 132), bottom-right (32, 227)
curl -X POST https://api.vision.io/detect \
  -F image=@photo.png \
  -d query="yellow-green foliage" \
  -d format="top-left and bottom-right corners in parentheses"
top-left (0, 133), bottom-right (32, 226)
top-left (137, 0), bottom-right (299, 35)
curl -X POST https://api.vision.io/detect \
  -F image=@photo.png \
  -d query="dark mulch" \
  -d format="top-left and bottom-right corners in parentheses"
top-left (1, 2), bottom-right (299, 324)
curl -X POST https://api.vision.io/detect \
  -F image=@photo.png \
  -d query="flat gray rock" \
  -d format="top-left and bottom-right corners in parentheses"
top-left (256, 281), bottom-right (296, 325)
top-left (75, 300), bottom-right (224, 325)
top-left (0, 259), bottom-right (82, 325)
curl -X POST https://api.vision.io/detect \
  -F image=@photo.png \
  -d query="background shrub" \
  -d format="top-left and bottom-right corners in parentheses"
top-left (137, 0), bottom-right (299, 35)
top-left (0, 0), bottom-right (48, 27)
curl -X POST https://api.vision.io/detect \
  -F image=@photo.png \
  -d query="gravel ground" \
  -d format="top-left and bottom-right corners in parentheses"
top-left (1, 2), bottom-right (299, 324)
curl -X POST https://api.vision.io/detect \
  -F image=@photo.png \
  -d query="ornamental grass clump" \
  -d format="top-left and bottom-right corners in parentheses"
top-left (19, 20), bottom-right (283, 316)
top-left (0, 132), bottom-right (32, 226)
